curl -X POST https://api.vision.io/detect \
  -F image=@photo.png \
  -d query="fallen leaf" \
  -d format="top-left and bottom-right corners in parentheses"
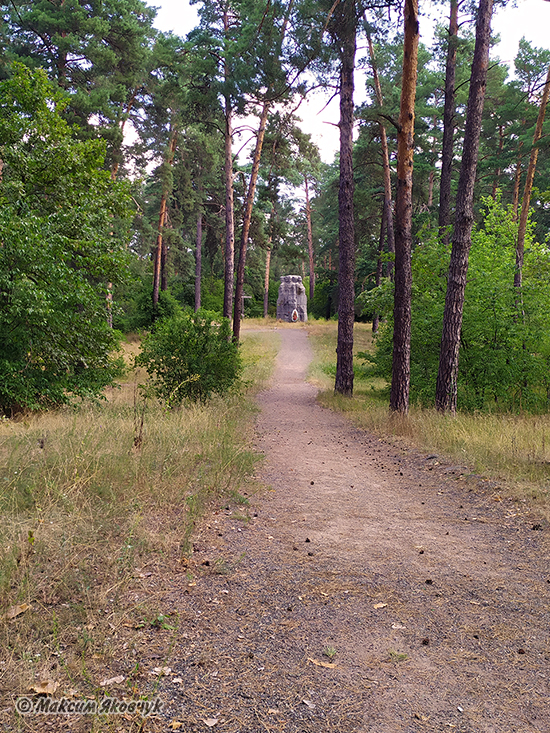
top-left (5, 603), bottom-right (31, 620)
top-left (307, 657), bottom-right (337, 669)
top-left (150, 667), bottom-right (172, 676)
top-left (373, 603), bottom-right (387, 609)
top-left (30, 680), bottom-right (58, 695)
top-left (169, 722), bottom-right (184, 730)
top-left (302, 699), bottom-right (315, 709)
top-left (100, 675), bottom-right (125, 687)
top-left (203, 718), bottom-right (219, 727)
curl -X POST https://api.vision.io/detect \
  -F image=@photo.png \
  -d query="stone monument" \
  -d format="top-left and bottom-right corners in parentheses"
top-left (276, 275), bottom-right (308, 322)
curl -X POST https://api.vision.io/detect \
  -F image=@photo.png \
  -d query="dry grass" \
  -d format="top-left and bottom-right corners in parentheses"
top-left (307, 320), bottom-right (550, 516)
top-left (0, 331), bottom-right (278, 713)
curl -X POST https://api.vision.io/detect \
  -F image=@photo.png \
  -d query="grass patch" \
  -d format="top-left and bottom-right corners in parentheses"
top-left (307, 321), bottom-right (550, 517)
top-left (0, 330), bottom-right (277, 711)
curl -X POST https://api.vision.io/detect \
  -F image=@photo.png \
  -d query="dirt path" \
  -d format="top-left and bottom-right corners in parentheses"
top-left (156, 329), bottom-right (550, 732)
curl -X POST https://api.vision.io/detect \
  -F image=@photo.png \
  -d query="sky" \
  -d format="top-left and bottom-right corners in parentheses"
top-left (150, 0), bottom-right (550, 161)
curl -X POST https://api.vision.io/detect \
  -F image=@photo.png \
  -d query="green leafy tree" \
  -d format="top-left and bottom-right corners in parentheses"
top-left (0, 65), bottom-right (132, 415)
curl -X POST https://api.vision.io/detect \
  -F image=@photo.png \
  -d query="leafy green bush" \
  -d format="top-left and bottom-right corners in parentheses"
top-left (128, 286), bottom-right (183, 331)
top-left (137, 311), bottom-right (242, 404)
top-left (360, 197), bottom-right (550, 412)
top-left (200, 277), bottom-right (224, 315)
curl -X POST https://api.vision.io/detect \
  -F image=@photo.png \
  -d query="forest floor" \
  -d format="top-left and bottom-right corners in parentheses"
top-left (18, 327), bottom-right (550, 733)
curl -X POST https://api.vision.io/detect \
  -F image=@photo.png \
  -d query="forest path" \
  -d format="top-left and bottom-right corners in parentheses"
top-left (164, 327), bottom-right (550, 733)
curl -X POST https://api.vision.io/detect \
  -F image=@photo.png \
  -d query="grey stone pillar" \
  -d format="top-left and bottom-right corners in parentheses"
top-left (276, 275), bottom-right (308, 322)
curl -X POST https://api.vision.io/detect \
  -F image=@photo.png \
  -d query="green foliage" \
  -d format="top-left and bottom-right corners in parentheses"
top-left (0, 64), bottom-right (132, 415)
top-left (137, 311), bottom-right (242, 405)
top-left (310, 274), bottom-right (338, 320)
top-left (2, 0), bottom-right (157, 172)
top-left (200, 277), bottom-right (224, 314)
top-left (129, 285), bottom-right (184, 331)
top-left (361, 197), bottom-right (550, 412)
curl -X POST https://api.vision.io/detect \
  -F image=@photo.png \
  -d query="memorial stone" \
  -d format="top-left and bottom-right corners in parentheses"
top-left (276, 275), bottom-right (308, 322)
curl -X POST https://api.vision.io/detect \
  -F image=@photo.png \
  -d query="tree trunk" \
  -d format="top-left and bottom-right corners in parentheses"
top-left (389, 0), bottom-right (419, 414)
top-left (512, 143), bottom-right (523, 220)
top-left (222, 95), bottom-right (235, 320)
top-left (161, 237), bottom-right (168, 292)
top-left (438, 0), bottom-right (459, 243)
top-left (334, 0), bottom-right (356, 397)
top-left (222, 8), bottom-right (235, 321)
top-left (195, 212), bottom-right (202, 311)
top-left (263, 246), bottom-right (271, 318)
top-left (304, 173), bottom-right (315, 302)
top-left (515, 61), bottom-right (550, 290)
top-left (366, 22), bottom-right (395, 274)
top-left (435, 0), bottom-right (494, 413)
top-left (372, 201), bottom-right (387, 334)
top-left (106, 94), bottom-right (135, 328)
top-left (491, 123), bottom-right (504, 198)
top-left (233, 100), bottom-right (270, 342)
top-left (152, 127), bottom-right (177, 308)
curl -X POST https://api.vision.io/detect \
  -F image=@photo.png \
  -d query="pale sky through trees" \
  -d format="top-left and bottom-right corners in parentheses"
top-left (151, 0), bottom-right (550, 161)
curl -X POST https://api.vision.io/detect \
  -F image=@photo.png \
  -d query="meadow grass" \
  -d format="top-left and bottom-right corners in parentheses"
top-left (307, 320), bottom-right (550, 514)
top-left (0, 330), bottom-right (278, 711)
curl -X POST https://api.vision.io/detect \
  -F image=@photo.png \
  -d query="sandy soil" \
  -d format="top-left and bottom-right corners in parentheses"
top-left (22, 327), bottom-right (550, 732)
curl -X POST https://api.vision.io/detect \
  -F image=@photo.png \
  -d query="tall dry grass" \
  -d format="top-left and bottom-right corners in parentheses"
top-left (307, 320), bottom-right (550, 512)
top-left (0, 330), bottom-right (278, 716)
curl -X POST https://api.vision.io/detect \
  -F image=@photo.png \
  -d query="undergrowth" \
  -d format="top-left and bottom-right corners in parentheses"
top-left (307, 321), bottom-right (550, 515)
top-left (0, 330), bottom-right (278, 720)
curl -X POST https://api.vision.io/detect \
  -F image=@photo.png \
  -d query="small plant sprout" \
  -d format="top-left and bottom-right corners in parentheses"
top-left (323, 646), bottom-right (337, 660)
top-left (389, 649), bottom-right (408, 663)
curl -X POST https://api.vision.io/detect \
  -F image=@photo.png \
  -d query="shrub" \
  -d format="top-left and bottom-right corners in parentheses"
top-left (360, 197), bottom-right (550, 412)
top-left (137, 311), bottom-right (242, 405)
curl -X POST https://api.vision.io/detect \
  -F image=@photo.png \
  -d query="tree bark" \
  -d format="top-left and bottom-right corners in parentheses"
top-left (491, 123), bottom-right (504, 199)
top-left (152, 126), bottom-right (178, 308)
top-left (372, 201), bottom-right (387, 334)
top-left (515, 61), bottom-right (550, 290)
top-left (512, 143), bottom-right (523, 220)
top-left (161, 236), bottom-right (168, 292)
top-left (366, 22), bottom-right (395, 274)
top-left (438, 0), bottom-right (459, 244)
top-left (435, 0), bottom-right (494, 413)
top-left (334, 0), bottom-right (356, 398)
top-left (106, 93), bottom-right (136, 328)
top-left (195, 212), bottom-right (202, 312)
top-left (222, 9), bottom-right (235, 321)
top-left (389, 0), bottom-right (419, 414)
top-left (304, 173), bottom-right (315, 302)
top-left (222, 94), bottom-right (235, 320)
top-left (263, 246), bottom-right (272, 318)
top-left (233, 100), bottom-right (270, 341)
